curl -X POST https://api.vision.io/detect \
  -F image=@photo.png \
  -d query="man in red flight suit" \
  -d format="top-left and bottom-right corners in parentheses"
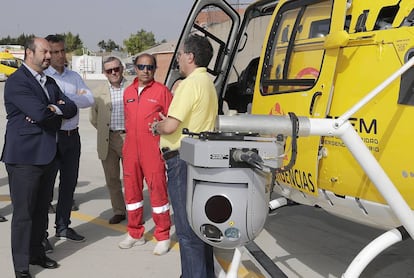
top-left (119, 53), bottom-right (172, 255)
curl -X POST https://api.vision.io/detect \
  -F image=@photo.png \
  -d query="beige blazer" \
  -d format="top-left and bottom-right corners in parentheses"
top-left (89, 82), bottom-right (112, 160)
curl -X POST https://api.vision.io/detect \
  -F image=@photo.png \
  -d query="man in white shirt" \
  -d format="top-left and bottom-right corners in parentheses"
top-left (44, 34), bottom-right (94, 246)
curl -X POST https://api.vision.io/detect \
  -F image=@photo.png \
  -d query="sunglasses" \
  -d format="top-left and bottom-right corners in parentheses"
top-left (136, 64), bottom-right (155, 71)
top-left (104, 67), bottom-right (121, 74)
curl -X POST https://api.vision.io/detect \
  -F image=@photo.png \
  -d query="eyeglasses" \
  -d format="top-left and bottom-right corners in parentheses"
top-left (177, 50), bottom-right (191, 60)
top-left (104, 67), bottom-right (121, 74)
top-left (177, 51), bottom-right (184, 59)
top-left (136, 64), bottom-right (155, 71)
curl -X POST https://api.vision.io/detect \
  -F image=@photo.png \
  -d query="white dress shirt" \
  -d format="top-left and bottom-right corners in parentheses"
top-left (45, 66), bottom-right (94, 130)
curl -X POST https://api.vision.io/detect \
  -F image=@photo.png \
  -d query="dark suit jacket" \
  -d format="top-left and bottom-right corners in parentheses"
top-left (1, 65), bottom-right (78, 165)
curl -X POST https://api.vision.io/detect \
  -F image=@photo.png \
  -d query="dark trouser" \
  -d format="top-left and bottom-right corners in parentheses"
top-left (6, 159), bottom-right (58, 272)
top-left (54, 129), bottom-right (81, 233)
top-left (165, 155), bottom-right (214, 278)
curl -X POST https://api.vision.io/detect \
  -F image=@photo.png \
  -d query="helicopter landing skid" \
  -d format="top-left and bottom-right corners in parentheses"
top-left (342, 226), bottom-right (411, 277)
top-left (216, 243), bottom-right (287, 278)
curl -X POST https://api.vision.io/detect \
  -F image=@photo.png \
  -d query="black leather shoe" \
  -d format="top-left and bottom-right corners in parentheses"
top-left (30, 255), bottom-right (59, 269)
top-left (15, 270), bottom-right (32, 278)
top-left (0, 214), bottom-right (7, 222)
top-left (56, 227), bottom-right (85, 242)
top-left (109, 214), bottom-right (126, 224)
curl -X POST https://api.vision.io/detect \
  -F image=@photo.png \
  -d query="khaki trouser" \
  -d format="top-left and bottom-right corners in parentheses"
top-left (101, 131), bottom-right (126, 216)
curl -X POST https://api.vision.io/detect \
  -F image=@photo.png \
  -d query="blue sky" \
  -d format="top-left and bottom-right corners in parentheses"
top-left (1, 0), bottom-right (252, 51)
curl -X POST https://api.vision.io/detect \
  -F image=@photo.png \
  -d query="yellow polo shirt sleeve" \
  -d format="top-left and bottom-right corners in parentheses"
top-left (160, 68), bottom-right (218, 150)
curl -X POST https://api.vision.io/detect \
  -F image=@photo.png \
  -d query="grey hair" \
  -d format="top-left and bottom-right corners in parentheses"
top-left (103, 56), bottom-right (123, 68)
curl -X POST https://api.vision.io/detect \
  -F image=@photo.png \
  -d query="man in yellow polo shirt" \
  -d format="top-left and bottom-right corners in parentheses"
top-left (151, 34), bottom-right (217, 278)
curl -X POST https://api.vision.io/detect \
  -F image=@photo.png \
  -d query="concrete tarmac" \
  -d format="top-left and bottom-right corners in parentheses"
top-left (0, 79), bottom-right (414, 278)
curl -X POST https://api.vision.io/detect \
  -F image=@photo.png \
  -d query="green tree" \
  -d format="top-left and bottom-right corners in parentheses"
top-left (0, 33), bottom-right (35, 46)
top-left (63, 32), bottom-right (83, 52)
top-left (0, 35), bottom-right (13, 45)
top-left (106, 39), bottom-right (120, 51)
top-left (123, 29), bottom-right (156, 55)
top-left (97, 40), bottom-right (106, 51)
top-left (97, 39), bottom-right (120, 52)
top-left (0, 33), bottom-right (83, 52)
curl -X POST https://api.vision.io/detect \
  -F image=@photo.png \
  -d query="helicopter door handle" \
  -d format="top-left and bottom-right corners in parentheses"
top-left (309, 91), bottom-right (322, 115)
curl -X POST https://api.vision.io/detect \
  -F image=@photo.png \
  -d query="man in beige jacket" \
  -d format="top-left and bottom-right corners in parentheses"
top-left (90, 56), bottom-right (127, 224)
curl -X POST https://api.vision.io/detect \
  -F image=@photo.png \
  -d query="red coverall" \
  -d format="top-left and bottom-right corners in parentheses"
top-left (123, 78), bottom-right (172, 241)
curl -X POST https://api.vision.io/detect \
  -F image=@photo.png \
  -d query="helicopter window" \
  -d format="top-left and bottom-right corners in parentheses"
top-left (374, 4), bottom-right (399, 30)
top-left (401, 8), bottom-right (414, 27)
top-left (309, 19), bottom-right (330, 38)
top-left (344, 15), bottom-right (352, 32)
top-left (0, 59), bottom-right (20, 68)
top-left (398, 49), bottom-right (414, 106)
top-left (261, 0), bottom-right (333, 96)
top-left (355, 10), bottom-right (369, 32)
top-left (222, 3), bottom-right (274, 114)
top-left (191, 23), bottom-right (226, 76)
top-left (281, 25), bottom-right (290, 43)
top-left (191, 4), bottom-right (234, 78)
top-left (166, 3), bottom-right (237, 91)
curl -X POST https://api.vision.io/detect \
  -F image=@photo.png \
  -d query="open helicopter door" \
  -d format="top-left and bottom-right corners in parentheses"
top-left (252, 0), bottom-right (348, 201)
top-left (164, 0), bottom-right (241, 98)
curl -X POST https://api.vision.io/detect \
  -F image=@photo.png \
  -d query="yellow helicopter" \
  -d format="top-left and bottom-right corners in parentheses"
top-left (0, 51), bottom-right (21, 81)
top-left (166, 0), bottom-right (414, 276)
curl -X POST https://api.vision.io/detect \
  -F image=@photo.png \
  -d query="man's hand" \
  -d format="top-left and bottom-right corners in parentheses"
top-left (149, 112), bottom-right (167, 136)
top-left (158, 112), bottom-right (167, 121)
top-left (47, 104), bottom-right (56, 112)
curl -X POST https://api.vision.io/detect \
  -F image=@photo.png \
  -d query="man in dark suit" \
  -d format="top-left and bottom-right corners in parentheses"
top-left (1, 37), bottom-right (78, 278)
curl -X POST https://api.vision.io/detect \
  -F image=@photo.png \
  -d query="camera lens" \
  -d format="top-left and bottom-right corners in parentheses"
top-left (205, 195), bottom-right (232, 223)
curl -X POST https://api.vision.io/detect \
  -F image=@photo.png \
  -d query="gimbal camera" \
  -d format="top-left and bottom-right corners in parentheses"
top-left (180, 130), bottom-right (284, 249)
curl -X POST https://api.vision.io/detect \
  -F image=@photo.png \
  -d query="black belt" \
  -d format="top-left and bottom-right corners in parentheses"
top-left (59, 127), bottom-right (78, 136)
top-left (161, 147), bottom-right (179, 160)
top-left (110, 130), bottom-right (126, 134)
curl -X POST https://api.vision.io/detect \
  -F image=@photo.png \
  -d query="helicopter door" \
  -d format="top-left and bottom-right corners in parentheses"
top-left (164, 0), bottom-right (240, 96)
top-left (252, 0), bottom-right (346, 196)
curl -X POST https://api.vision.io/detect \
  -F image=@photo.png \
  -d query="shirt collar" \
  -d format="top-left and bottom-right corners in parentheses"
top-left (45, 65), bottom-right (67, 77)
top-left (187, 67), bottom-right (207, 77)
top-left (108, 78), bottom-right (126, 90)
top-left (133, 77), bottom-right (154, 89)
top-left (23, 63), bottom-right (46, 85)
top-left (23, 62), bottom-right (41, 79)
